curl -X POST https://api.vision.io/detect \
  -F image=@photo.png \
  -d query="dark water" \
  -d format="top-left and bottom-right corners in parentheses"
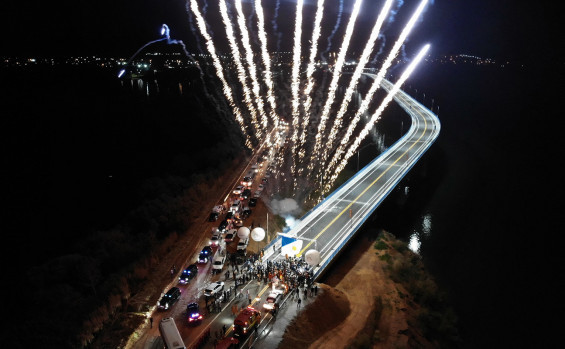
top-left (0, 65), bottom-right (237, 274)
top-left (334, 62), bottom-right (561, 348)
top-left (1, 62), bottom-right (560, 347)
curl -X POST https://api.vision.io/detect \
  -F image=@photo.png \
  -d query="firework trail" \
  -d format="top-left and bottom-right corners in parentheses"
top-left (322, 0), bottom-right (394, 164)
top-left (235, 0), bottom-right (269, 134)
top-left (320, 0), bottom-right (344, 62)
top-left (289, 0), bottom-right (304, 184)
top-left (298, 0), bottom-right (326, 153)
top-left (325, 0), bottom-right (429, 176)
top-left (219, 0), bottom-right (262, 139)
top-left (323, 43), bottom-right (430, 193)
top-left (255, 0), bottom-right (280, 126)
top-left (272, 0), bottom-right (282, 52)
top-left (308, 0), bottom-right (363, 171)
top-left (188, 0), bottom-right (252, 148)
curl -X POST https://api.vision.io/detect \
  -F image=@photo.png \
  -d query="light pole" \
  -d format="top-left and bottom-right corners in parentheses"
top-left (357, 142), bottom-right (378, 172)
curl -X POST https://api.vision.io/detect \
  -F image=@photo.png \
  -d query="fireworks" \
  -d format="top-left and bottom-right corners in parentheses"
top-left (184, 0), bottom-right (433, 199)
top-left (308, 0), bottom-right (363, 172)
top-left (325, 0), bottom-right (430, 177)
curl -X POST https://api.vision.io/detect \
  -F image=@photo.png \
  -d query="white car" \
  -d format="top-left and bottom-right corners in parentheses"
top-left (209, 231), bottom-right (222, 247)
top-left (253, 190), bottom-right (261, 198)
top-left (204, 281), bottom-right (225, 298)
top-left (263, 292), bottom-right (284, 311)
top-left (230, 200), bottom-right (242, 213)
top-left (237, 238), bottom-right (249, 251)
top-left (233, 185), bottom-right (244, 195)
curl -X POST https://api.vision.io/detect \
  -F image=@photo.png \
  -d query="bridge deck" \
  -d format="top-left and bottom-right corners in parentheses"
top-left (264, 78), bottom-right (441, 280)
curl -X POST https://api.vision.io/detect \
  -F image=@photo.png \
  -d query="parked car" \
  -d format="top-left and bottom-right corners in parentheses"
top-left (241, 207), bottom-right (252, 219)
top-left (209, 230), bottom-right (223, 247)
top-left (241, 176), bottom-right (253, 187)
top-left (225, 211), bottom-right (234, 221)
top-left (233, 185), bottom-right (244, 195)
top-left (179, 264), bottom-right (198, 284)
top-left (212, 253), bottom-right (227, 273)
top-left (263, 292), bottom-right (284, 311)
top-left (224, 229), bottom-right (237, 243)
top-left (230, 200), bottom-right (242, 213)
top-left (187, 302), bottom-right (203, 325)
top-left (241, 188), bottom-right (252, 199)
top-left (237, 238), bottom-right (249, 251)
top-left (198, 246), bottom-right (213, 263)
top-left (204, 281), bottom-right (225, 298)
top-left (158, 287), bottom-right (181, 310)
top-left (218, 219), bottom-right (229, 232)
top-left (249, 198), bottom-right (258, 207)
top-left (208, 212), bottom-right (219, 222)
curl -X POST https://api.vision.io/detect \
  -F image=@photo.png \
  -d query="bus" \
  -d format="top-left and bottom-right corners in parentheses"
top-left (159, 317), bottom-right (186, 349)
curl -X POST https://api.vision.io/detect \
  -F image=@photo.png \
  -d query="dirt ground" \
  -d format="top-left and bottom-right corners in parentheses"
top-left (278, 236), bottom-right (435, 349)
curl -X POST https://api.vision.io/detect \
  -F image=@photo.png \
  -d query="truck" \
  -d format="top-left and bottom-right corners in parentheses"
top-left (233, 306), bottom-right (261, 338)
top-left (212, 251), bottom-right (227, 273)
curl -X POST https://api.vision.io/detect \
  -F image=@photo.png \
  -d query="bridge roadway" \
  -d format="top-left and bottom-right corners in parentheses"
top-left (264, 76), bottom-right (441, 280)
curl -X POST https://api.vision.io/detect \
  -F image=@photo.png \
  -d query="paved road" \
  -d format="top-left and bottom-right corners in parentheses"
top-left (287, 76), bottom-right (441, 279)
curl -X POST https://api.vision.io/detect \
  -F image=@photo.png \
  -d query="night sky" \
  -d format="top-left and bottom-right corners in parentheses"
top-left (0, 0), bottom-right (560, 64)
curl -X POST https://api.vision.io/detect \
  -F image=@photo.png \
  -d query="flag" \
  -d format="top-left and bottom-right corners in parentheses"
top-left (280, 236), bottom-right (303, 257)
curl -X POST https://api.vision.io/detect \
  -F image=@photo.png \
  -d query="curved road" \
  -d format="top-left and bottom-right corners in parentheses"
top-left (276, 76), bottom-right (441, 279)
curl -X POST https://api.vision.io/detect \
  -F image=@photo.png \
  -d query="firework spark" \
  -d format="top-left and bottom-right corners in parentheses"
top-left (322, 0), bottom-right (394, 165)
top-left (309, 0), bottom-right (363, 171)
top-left (289, 0), bottom-right (304, 186)
top-left (255, 0), bottom-right (280, 127)
top-left (325, 0), bottom-right (430, 175)
top-left (323, 43), bottom-right (431, 193)
top-left (188, 0), bottom-right (252, 148)
top-left (235, 0), bottom-right (269, 134)
top-left (297, 0), bottom-right (326, 169)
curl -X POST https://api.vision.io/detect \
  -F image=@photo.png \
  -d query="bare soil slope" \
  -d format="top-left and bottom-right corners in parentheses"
top-left (279, 235), bottom-right (436, 349)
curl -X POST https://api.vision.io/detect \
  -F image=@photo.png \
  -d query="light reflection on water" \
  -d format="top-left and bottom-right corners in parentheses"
top-left (408, 232), bottom-right (420, 253)
top-left (407, 212), bottom-right (433, 254)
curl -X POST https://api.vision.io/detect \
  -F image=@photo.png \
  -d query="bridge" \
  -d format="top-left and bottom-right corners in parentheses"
top-left (262, 76), bottom-right (441, 280)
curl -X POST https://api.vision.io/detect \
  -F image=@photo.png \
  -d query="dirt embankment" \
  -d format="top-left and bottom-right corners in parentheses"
top-left (278, 285), bottom-right (351, 348)
top-left (279, 232), bottom-right (439, 349)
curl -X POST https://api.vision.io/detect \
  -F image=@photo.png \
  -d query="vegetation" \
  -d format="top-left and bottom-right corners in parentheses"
top-left (7, 67), bottom-right (250, 348)
top-left (371, 231), bottom-right (462, 348)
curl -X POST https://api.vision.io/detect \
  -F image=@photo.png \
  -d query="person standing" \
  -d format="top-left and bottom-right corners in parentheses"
top-left (149, 317), bottom-right (153, 328)
top-left (297, 297), bottom-right (301, 308)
